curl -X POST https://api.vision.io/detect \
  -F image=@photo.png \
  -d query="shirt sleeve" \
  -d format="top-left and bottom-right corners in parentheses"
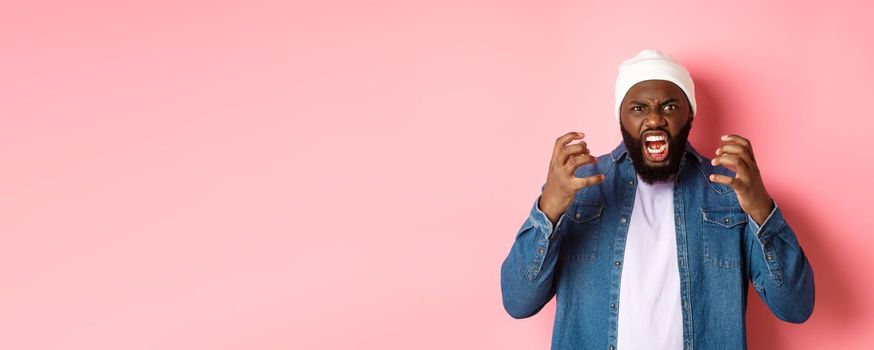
top-left (747, 201), bottom-right (778, 234)
top-left (500, 194), bottom-right (567, 319)
top-left (744, 200), bottom-right (815, 323)
top-left (532, 194), bottom-right (568, 240)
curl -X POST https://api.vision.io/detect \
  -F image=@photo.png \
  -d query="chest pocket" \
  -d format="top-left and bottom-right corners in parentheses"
top-left (560, 201), bottom-right (603, 264)
top-left (702, 207), bottom-right (747, 269)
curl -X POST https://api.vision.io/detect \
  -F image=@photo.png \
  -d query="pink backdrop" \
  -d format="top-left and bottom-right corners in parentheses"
top-left (2, 0), bottom-right (872, 349)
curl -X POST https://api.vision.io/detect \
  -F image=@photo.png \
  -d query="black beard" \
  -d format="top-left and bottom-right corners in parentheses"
top-left (620, 120), bottom-right (692, 184)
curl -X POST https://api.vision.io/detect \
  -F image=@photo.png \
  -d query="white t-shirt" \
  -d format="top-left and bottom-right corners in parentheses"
top-left (616, 175), bottom-right (684, 350)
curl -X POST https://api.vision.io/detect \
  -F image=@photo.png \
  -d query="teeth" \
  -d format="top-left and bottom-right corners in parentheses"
top-left (645, 134), bottom-right (666, 142)
top-left (646, 143), bottom-right (668, 154)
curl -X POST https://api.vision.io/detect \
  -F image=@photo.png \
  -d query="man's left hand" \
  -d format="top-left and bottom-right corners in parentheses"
top-left (708, 134), bottom-right (774, 225)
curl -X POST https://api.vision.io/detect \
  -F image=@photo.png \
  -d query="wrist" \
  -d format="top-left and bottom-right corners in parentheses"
top-left (749, 198), bottom-right (774, 226)
top-left (539, 192), bottom-right (571, 224)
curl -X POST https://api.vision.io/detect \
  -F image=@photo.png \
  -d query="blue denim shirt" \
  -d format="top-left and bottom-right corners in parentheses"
top-left (500, 142), bottom-right (814, 350)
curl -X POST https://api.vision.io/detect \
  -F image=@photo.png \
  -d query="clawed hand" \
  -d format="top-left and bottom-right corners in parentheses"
top-left (708, 134), bottom-right (774, 225)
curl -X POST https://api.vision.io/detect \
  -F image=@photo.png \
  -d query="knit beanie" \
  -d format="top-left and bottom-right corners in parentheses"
top-left (614, 50), bottom-right (696, 120)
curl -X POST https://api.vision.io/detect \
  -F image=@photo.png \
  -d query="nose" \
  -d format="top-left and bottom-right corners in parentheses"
top-left (643, 109), bottom-right (667, 128)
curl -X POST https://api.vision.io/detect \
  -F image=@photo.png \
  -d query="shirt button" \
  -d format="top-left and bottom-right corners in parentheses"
top-left (609, 346), bottom-right (615, 350)
top-left (766, 255), bottom-right (774, 261)
top-left (538, 247), bottom-right (545, 255)
top-left (620, 217), bottom-right (627, 224)
top-left (628, 180), bottom-right (634, 185)
top-left (575, 212), bottom-right (581, 219)
top-left (614, 261), bottom-right (622, 266)
top-left (724, 218), bottom-right (731, 224)
top-left (610, 303), bottom-right (615, 308)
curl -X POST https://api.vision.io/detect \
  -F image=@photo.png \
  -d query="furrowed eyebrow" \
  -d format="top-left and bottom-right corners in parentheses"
top-left (628, 98), bottom-right (680, 106)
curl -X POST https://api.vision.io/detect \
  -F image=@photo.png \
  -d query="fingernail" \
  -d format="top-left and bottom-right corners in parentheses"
top-left (721, 135), bottom-right (730, 141)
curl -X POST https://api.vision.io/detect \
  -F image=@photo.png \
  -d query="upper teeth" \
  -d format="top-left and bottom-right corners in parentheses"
top-left (645, 135), bottom-right (666, 142)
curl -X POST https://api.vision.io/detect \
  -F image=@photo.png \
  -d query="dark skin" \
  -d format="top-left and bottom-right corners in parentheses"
top-left (540, 80), bottom-right (774, 225)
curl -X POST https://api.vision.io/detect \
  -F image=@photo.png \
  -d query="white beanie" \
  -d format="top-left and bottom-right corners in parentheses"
top-left (614, 49), bottom-right (696, 120)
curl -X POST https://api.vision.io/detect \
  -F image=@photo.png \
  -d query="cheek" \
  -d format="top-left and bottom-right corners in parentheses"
top-left (668, 126), bottom-right (688, 141)
top-left (620, 119), bottom-right (638, 134)
top-left (670, 116), bottom-right (692, 132)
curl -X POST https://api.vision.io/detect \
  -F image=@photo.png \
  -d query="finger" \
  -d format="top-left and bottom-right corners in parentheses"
top-left (558, 142), bottom-right (590, 165)
top-left (721, 134), bottom-right (750, 147)
top-left (553, 132), bottom-right (585, 162)
top-left (571, 174), bottom-right (605, 189)
top-left (708, 174), bottom-right (738, 187)
top-left (715, 143), bottom-right (754, 167)
top-left (711, 153), bottom-right (742, 171)
top-left (566, 154), bottom-right (598, 171)
top-left (711, 154), bottom-right (750, 179)
top-left (721, 134), bottom-right (755, 161)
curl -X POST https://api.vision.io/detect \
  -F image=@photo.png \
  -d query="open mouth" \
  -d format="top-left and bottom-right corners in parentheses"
top-left (643, 131), bottom-right (669, 162)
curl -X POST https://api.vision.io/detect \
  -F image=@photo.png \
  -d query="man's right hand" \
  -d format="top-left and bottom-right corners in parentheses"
top-left (539, 131), bottom-right (605, 225)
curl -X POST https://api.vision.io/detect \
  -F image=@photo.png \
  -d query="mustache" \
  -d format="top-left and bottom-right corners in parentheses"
top-left (640, 127), bottom-right (671, 138)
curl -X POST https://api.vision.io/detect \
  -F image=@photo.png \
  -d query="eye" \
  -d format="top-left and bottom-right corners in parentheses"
top-left (663, 104), bottom-right (678, 111)
top-left (631, 105), bottom-right (644, 112)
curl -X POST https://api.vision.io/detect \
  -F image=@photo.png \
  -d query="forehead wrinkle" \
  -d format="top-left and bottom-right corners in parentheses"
top-left (628, 97), bottom-right (679, 106)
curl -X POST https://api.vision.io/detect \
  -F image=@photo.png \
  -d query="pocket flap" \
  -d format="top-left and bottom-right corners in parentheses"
top-left (569, 202), bottom-right (604, 223)
top-left (702, 208), bottom-right (748, 228)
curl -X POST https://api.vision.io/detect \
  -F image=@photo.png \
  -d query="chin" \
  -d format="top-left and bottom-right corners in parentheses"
top-left (644, 159), bottom-right (670, 167)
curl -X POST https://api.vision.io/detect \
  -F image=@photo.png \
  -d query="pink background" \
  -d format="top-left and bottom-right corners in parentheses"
top-left (2, 0), bottom-right (872, 349)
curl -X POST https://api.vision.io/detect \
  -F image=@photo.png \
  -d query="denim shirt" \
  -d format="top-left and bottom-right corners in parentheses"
top-left (500, 142), bottom-right (815, 350)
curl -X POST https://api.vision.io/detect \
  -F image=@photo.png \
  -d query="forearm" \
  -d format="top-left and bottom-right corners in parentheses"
top-left (746, 203), bottom-right (815, 323)
top-left (500, 194), bottom-right (565, 319)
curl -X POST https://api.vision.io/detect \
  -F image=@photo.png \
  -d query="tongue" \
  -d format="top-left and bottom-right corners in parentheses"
top-left (645, 141), bottom-right (668, 161)
top-left (646, 140), bottom-right (666, 148)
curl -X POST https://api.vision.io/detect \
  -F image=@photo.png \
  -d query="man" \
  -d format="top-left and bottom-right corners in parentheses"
top-left (500, 50), bottom-right (814, 350)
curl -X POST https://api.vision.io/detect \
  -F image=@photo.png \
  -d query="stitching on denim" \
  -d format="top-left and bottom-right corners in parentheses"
top-left (701, 208), bottom-right (744, 269)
